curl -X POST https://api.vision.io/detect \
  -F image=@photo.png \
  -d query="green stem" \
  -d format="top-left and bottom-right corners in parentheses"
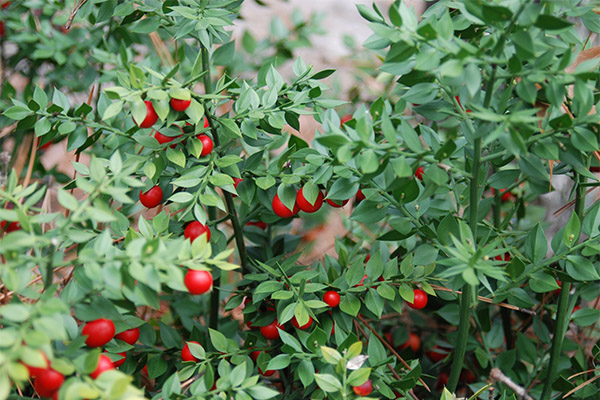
top-left (540, 281), bottom-right (571, 400)
top-left (540, 171), bottom-right (584, 399)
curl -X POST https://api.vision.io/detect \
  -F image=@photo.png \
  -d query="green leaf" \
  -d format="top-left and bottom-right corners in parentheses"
top-left (209, 329), bottom-right (228, 353)
top-left (256, 176), bottom-right (276, 190)
top-left (220, 118), bottom-right (242, 138)
top-left (534, 15), bottom-right (573, 30)
top-left (347, 368), bottom-right (371, 386)
top-left (166, 148), bottom-right (186, 168)
top-left (103, 101), bottom-right (124, 120)
top-left (57, 189), bottom-right (79, 211)
top-left (563, 212), bottom-right (580, 248)
top-left (314, 373), bottom-right (342, 393)
top-left (0, 304), bottom-right (30, 322)
top-left (3, 106), bottom-right (32, 120)
top-left (524, 224), bottom-right (547, 265)
top-left (566, 256), bottom-right (600, 281)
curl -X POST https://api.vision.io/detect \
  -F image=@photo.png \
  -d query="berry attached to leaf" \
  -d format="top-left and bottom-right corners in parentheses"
top-left (406, 289), bottom-right (428, 310)
top-left (133, 101), bottom-right (159, 129)
top-left (296, 188), bottom-right (324, 213)
top-left (139, 186), bottom-right (163, 208)
top-left (82, 318), bottom-right (115, 347)
top-left (184, 221), bottom-right (211, 242)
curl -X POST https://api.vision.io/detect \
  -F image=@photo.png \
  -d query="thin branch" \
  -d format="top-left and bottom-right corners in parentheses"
top-left (430, 284), bottom-right (537, 315)
top-left (356, 314), bottom-right (431, 392)
top-left (490, 368), bottom-right (534, 400)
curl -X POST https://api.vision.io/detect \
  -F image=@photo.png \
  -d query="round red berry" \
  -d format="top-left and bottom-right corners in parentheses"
top-left (82, 318), bottom-right (115, 347)
top-left (246, 221), bottom-right (267, 230)
top-left (291, 315), bottom-right (313, 330)
top-left (260, 320), bottom-right (282, 340)
top-left (355, 189), bottom-right (366, 202)
top-left (415, 166), bottom-right (424, 181)
top-left (134, 101), bottom-right (159, 129)
top-left (352, 379), bottom-right (373, 396)
top-left (427, 345), bottom-right (448, 362)
top-left (33, 369), bottom-right (64, 398)
top-left (115, 327), bottom-right (140, 345)
top-left (170, 97), bottom-right (191, 112)
top-left (203, 118), bottom-right (209, 129)
top-left (326, 197), bottom-right (349, 208)
top-left (272, 193), bottom-right (299, 218)
top-left (259, 367), bottom-right (275, 376)
top-left (184, 270), bottom-right (213, 295)
top-left (296, 188), bottom-right (324, 213)
top-left (406, 289), bottom-right (428, 310)
top-left (197, 135), bottom-right (214, 156)
top-left (90, 354), bottom-right (114, 379)
top-left (340, 114), bottom-right (352, 126)
top-left (111, 352), bottom-right (127, 367)
top-left (399, 332), bottom-right (420, 352)
top-left (182, 341), bottom-right (201, 362)
top-left (323, 291), bottom-right (340, 308)
top-left (184, 221), bottom-right (211, 242)
top-left (139, 186), bottom-right (163, 208)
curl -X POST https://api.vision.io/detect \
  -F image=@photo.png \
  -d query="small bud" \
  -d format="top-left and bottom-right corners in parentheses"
top-left (415, 204), bottom-right (420, 211)
top-left (483, 255), bottom-right (489, 261)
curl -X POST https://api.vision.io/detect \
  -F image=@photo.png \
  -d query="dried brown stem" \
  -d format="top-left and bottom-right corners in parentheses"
top-left (490, 368), bottom-right (534, 400)
top-left (430, 284), bottom-right (537, 315)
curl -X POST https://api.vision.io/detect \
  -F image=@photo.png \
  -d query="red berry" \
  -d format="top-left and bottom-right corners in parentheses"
top-left (494, 252), bottom-right (511, 262)
top-left (436, 372), bottom-right (449, 390)
top-left (340, 114), bottom-right (352, 126)
top-left (491, 187), bottom-right (512, 202)
top-left (233, 177), bottom-right (243, 189)
top-left (197, 135), bottom-right (214, 156)
top-left (33, 369), bottom-right (64, 398)
top-left (1, 220), bottom-right (21, 232)
top-left (82, 318), bottom-right (115, 347)
top-left (90, 354), bottom-right (114, 379)
top-left (133, 101), bottom-right (159, 129)
top-left (259, 367), bottom-right (275, 376)
top-left (0, 21), bottom-right (4, 37)
top-left (250, 351), bottom-right (261, 362)
top-left (184, 221), bottom-right (211, 242)
top-left (291, 315), bottom-right (313, 330)
top-left (139, 186), bottom-right (163, 208)
top-left (1, 2), bottom-right (9, 9)
top-left (406, 289), bottom-right (428, 309)
top-left (246, 221), bottom-right (267, 230)
top-left (260, 320), bottom-right (282, 340)
top-left (296, 188), bottom-right (324, 213)
top-left (460, 369), bottom-right (475, 383)
top-left (272, 193), bottom-right (299, 218)
top-left (170, 97), bottom-right (191, 112)
top-left (355, 189), bottom-right (366, 202)
top-left (352, 379), bottom-right (373, 396)
top-left (184, 270), bottom-right (213, 295)
top-left (572, 305), bottom-right (581, 315)
top-left (399, 333), bottom-right (420, 352)
top-left (182, 341), bottom-right (201, 362)
top-left (355, 274), bottom-right (368, 287)
top-left (415, 166), bottom-right (424, 181)
top-left (23, 351), bottom-right (49, 377)
top-left (323, 291), bottom-right (340, 308)
top-left (427, 345), bottom-right (448, 362)
top-left (326, 197), bottom-right (349, 208)
top-left (154, 129), bottom-right (182, 148)
top-left (115, 327), bottom-right (140, 345)
top-left (110, 352), bottom-right (127, 367)
top-left (203, 118), bottom-right (209, 129)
